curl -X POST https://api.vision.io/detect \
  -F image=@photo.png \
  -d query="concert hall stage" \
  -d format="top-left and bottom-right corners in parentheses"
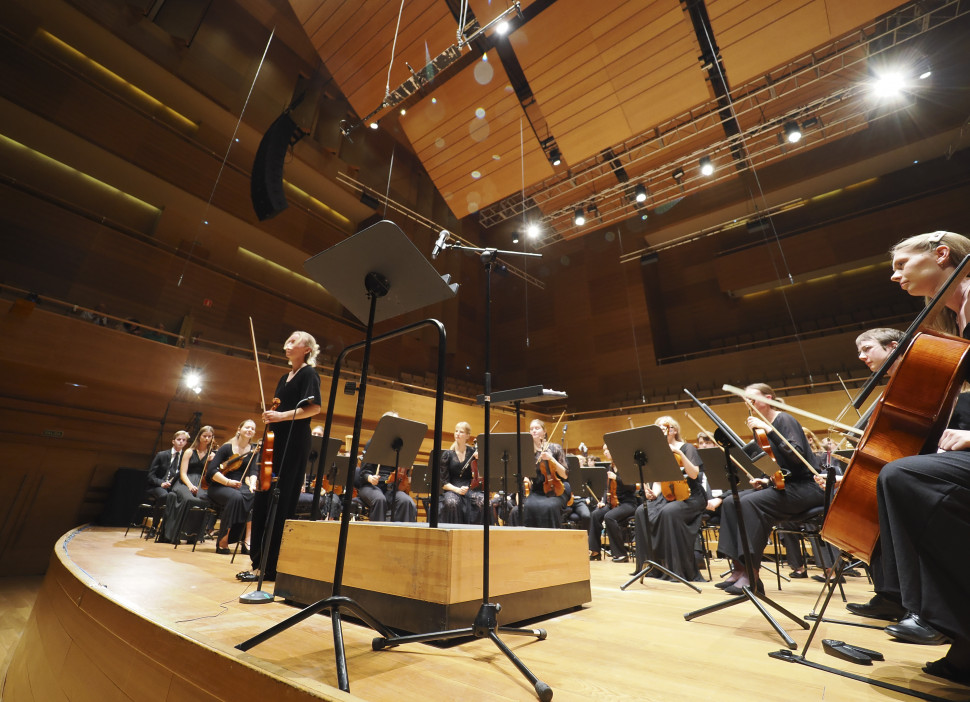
top-left (2, 526), bottom-right (965, 702)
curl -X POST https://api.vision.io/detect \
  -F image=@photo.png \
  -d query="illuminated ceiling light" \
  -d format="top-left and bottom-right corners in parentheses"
top-left (549, 148), bottom-right (561, 167)
top-left (184, 370), bottom-right (202, 394)
top-left (512, 232), bottom-right (519, 244)
top-left (634, 184), bottom-right (648, 203)
top-left (919, 68), bottom-right (932, 80)
top-left (872, 71), bottom-right (905, 98)
top-left (671, 167), bottom-right (685, 181)
top-left (699, 156), bottom-right (714, 176)
top-left (783, 121), bottom-right (802, 143)
top-left (400, 108), bottom-right (406, 115)
top-left (574, 208), bottom-right (585, 226)
top-left (526, 223), bottom-right (540, 238)
top-left (369, 122), bottom-right (379, 130)
top-left (496, 20), bottom-right (510, 35)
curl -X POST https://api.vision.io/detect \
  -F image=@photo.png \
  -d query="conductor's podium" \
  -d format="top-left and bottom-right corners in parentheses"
top-left (274, 521), bottom-right (591, 633)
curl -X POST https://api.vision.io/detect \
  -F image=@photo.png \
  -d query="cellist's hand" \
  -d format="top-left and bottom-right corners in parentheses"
top-left (938, 429), bottom-right (970, 451)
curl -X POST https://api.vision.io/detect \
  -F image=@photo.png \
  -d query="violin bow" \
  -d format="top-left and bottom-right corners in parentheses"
top-left (722, 384), bottom-right (862, 437)
top-left (249, 316), bottom-right (267, 413)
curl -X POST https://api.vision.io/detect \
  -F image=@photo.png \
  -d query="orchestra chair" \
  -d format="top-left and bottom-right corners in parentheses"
top-left (770, 505), bottom-right (844, 595)
top-left (124, 502), bottom-right (154, 538)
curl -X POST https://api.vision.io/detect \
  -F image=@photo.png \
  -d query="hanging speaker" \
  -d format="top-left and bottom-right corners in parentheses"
top-left (250, 112), bottom-right (305, 221)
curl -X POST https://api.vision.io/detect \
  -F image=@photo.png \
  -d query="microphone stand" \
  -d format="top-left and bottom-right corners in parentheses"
top-left (240, 397), bottom-right (312, 605)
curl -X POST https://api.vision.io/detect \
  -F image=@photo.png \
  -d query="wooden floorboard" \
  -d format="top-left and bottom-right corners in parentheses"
top-left (3, 526), bottom-right (968, 701)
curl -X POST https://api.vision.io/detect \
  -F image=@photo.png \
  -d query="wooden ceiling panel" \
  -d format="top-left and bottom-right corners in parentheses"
top-left (400, 50), bottom-right (553, 218)
top-left (709, 0), bottom-right (908, 87)
top-left (289, 0), bottom-right (454, 120)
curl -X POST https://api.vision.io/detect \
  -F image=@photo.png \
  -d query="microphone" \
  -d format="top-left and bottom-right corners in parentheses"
top-left (431, 230), bottom-right (449, 259)
top-left (297, 396), bottom-right (315, 408)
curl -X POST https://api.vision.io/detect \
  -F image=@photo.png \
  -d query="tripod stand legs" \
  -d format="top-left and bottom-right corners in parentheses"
top-left (684, 585), bottom-right (808, 649)
top-left (373, 603), bottom-right (552, 702)
top-left (621, 560), bottom-right (702, 593)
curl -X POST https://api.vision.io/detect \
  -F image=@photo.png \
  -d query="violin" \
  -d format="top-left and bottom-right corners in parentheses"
top-left (538, 410), bottom-right (567, 497)
top-left (468, 437), bottom-right (481, 490)
top-left (387, 465), bottom-right (412, 494)
top-left (660, 449), bottom-right (691, 501)
top-left (752, 427), bottom-right (786, 490)
top-left (258, 397), bottom-right (281, 492)
top-left (607, 471), bottom-right (619, 508)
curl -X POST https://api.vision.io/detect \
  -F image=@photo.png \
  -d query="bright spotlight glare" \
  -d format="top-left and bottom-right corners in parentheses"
top-left (873, 71), bottom-right (905, 98)
top-left (574, 213), bottom-right (586, 227)
top-left (192, 385), bottom-right (202, 395)
top-left (919, 70), bottom-right (932, 80)
top-left (787, 130), bottom-right (801, 144)
top-left (184, 371), bottom-right (201, 388)
top-left (369, 122), bottom-right (379, 130)
top-left (496, 20), bottom-right (509, 35)
top-left (527, 223), bottom-right (540, 238)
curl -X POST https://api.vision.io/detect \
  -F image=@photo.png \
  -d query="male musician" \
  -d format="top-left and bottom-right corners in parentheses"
top-left (357, 411), bottom-right (418, 522)
top-left (144, 430), bottom-right (189, 537)
top-left (587, 445), bottom-right (637, 562)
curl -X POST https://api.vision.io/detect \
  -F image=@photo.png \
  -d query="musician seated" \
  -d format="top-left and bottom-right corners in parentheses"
top-left (632, 417), bottom-right (708, 580)
top-left (563, 495), bottom-right (590, 531)
top-left (714, 384), bottom-right (822, 594)
top-left (205, 419), bottom-right (257, 554)
top-left (588, 445), bottom-right (637, 561)
top-left (439, 422), bottom-right (486, 524)
top-left (357, 413), bottom-right (417, 522)
top-left (521, 419), bottom-right (571, 528)
top-left (159, 426), bottom-right (215, 544)
top-left (144, 430), bottom-right (189, 537)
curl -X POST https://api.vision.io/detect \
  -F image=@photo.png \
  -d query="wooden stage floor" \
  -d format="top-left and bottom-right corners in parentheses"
top-left (4, 526), bottom-right (968, 702)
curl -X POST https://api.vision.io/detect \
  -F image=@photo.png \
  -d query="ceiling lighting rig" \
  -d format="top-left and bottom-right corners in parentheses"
top-left (340, 2), bottom-right (522, 138)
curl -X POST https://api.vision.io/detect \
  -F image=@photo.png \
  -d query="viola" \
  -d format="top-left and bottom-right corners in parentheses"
top-left (468, 438), bottom-right (481, 490)
top-left (387, 465), bottom-right (412, 494)
top-left (607, 471), bottom-right (618, 508)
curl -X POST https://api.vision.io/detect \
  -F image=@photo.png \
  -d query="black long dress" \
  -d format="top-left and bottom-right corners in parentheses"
top-left (522, 443), bottom-right (570, 528)
top-left (716, 412), bottom-right (823, 567)
top-left (633, 442), bottom-right (707, 580)
top-left (249, 364), bottom-right (321, 579)
top-left (205, 442), bottom-right (256, 542)
top-left (161, 449), bottom-right (210, 543)
top-left (439, 447), bottom-right (485, 524)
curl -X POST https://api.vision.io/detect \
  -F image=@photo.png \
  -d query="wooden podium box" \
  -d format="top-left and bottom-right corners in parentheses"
top-left (274, 521), bottom-right (591, 633)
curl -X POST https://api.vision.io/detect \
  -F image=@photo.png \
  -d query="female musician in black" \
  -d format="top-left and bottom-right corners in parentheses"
top-left (588, 444), bottom-right (637, 562)
top-left (521, 418), bottom-right (570, 528)
top-left (241, 331), bottom-right (321, 582)
top-left (631, 417), bottom-right (707, 579)
top-left (439, 421), bottom-right (485, 524)
top-left (160, 425), bottom-right (214, 544)
top-left (869, 231), bottom-right (970, 683)
top-left (715, 384), bottom-right (822, 594)
top-left (206, 419), bottom-right (258, 554)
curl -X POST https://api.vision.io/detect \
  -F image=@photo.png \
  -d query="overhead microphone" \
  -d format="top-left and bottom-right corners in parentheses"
top-left (432, 230), bottom-right (450, 259)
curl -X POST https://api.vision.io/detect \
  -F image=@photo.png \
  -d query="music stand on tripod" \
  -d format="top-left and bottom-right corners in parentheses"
top-left (360, 414), bottom-right (427, 520)
top-left (236, 220), bottom-right (457, 693)
top-left (373, 235), bottom-right (555, 702)
top-left (681, 388), bottom-right (808, 649)
top-left (607, 425), bottom-right (702, 593)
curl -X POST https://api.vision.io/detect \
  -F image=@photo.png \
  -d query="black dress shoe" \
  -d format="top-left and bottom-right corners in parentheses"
top-left (216, 547), bottom-right (231, 555)
top-left (725, 580), bottom-right (765, 596)
top-left (885, 614), bottom-right (949, 645)
top-left (237, 571), bottom-right (259, 582)
top-left (240, 543), bottom-right (249, 555)
top-left (812, 573), bottom-right (845, 584)
top-left (589, 552), bottom-right (602, 561)
top-left (611, 555), bottom-right (629, 563)
top-left (789, 569), bottom-right (808, 579)
top-left (923, 657), bottom-right (970, 685)
top-left (715, 579), bottom-right (738, 590)
top-left (846, 594), bottom-right (906, 621)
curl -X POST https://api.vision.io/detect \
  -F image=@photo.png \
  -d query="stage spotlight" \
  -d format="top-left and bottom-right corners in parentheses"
top-left (496, 20), bottom-right (510, 35)
top-left (672, 167), bottom-right (685, 181)
top-left (872, 71), bottom-right (904, 98)
top-left (574, 208), bottom-right (585, 226)
top-left (369, 122), bottom-right (379, 130)
top-left (526, 223), bottom-right (540, 238)
top-left (699, 156), bottom-right (714, 176)
top-left (549, 148), bottom-right (561, 167)
top-left (634, 184), bottom-right (648, 203)
top-left (512, 232), bottom-right (519, 244)
top-left (783, 121), bottom-right (802, 143)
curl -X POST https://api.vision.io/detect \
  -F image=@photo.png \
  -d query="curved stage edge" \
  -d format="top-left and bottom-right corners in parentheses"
top-left (1, 527), bottom-right (360, 702)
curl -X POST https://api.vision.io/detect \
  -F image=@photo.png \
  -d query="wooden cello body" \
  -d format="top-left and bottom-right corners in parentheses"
top-left (821, 331), bottom-right (970, 562)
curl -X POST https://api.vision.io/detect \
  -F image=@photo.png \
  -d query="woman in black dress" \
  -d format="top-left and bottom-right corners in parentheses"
top-left (632, 417), bottom-right (707, 579)
top-left (241, 331), bottom-right (322, 582)
top-left (160, 425), bottom-right (215, 543)
top-left (521, 418), bottom-right (570, 528)
top-left (715, 384), bottom-right (822, 594)
top-left (439, 421), bottom-right (485, 524)
top-left (206, 419), bottom-right (258, 554)
top-left (588, 444), bottom-right (638, 562)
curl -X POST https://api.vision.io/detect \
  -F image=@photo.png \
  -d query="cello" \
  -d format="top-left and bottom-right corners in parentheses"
top-left (821, 254), bottom-right (970, 561)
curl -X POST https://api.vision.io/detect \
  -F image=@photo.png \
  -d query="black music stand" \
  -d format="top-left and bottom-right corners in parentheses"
top-left (236, 220), bottom-right (457, 693)
top-left (682, 389), bottom-right (808, 649)
top-left (360, 415), bottom-right (427, 520)
top-left (374, 234), bottom-right (555, 702)
top-left (307, 436), bottom-right (342, 489)
top-left (580, 466), bottom-right (608, 502)
top-left (607, 425), bottom-right (702, 593)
